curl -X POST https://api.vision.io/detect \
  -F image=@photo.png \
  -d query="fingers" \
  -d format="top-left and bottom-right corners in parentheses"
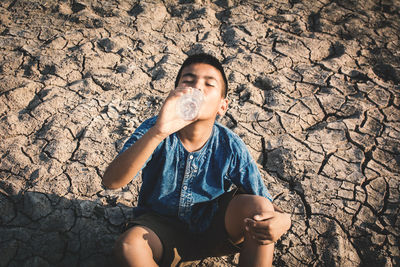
top-left (250, 228), bottom-right (270, 240)
top-left (244, 213), bottom-right (284, 244)
top-left (244, 212), bottom-right (274, 234)
top-left (244, 222), bottom-right (274, 245)
top-left (245, 218), bottom-right (271, 237)
top-left (174, 86), bottom-right (194, 95)
top-left (253, 212), bottom-right (274, 221)
top-left (167, 87), bottom-right (184, 98)
top-left (165, 87), bottom-right (193, 104)
top-left (163, 87), bottom-right (193, 110)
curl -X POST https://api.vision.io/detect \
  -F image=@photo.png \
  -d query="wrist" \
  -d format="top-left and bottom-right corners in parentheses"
top-left (148, 125), bottom-right (169, 141)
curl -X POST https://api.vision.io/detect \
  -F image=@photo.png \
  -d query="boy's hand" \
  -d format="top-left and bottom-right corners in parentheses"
top-left (244, 211), bottom-right (291, 245)
top-left (153, 87), bottom-right (195, 137)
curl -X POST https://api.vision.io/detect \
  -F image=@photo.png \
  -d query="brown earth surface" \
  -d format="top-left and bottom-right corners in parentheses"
top-left (0, 0), bottom-right (399, 266)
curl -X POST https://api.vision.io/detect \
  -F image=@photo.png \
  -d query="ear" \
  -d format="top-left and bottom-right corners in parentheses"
top-left (217, 98), bottom-right (229, 117)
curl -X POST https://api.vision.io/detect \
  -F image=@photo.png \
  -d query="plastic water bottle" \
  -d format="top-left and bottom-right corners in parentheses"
top-left (176, 88), bottom-right (204, 121)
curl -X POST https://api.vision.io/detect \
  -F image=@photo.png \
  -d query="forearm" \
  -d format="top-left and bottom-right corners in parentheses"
top-left (103, 88), bottom-right (198, 189)
top-left (102, 126), bottom-right (166, 189)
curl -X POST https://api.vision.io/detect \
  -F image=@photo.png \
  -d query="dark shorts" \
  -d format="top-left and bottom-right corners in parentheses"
top-left (124, 189), bottom-right (242, 267)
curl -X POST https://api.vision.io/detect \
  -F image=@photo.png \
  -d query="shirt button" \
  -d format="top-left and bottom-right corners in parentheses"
top-left (189, 155), bottom-right (193, 159)
top-left (183, 186), bottom-right (187, 190)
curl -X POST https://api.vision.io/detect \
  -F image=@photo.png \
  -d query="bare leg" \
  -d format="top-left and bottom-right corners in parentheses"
top-left (240, 232), bottom-right (274, 266)
top-left (113, 225), bottom-right (163, 267)
top-left (225, 194), bottom-right (275, 267)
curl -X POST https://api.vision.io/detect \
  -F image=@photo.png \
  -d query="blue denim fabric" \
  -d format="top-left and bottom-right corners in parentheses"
top-left (120, 116), bottom-right (273, 233)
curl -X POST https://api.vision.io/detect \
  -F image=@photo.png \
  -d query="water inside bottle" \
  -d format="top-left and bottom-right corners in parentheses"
top-left (176, 88), bottom-right (203, 121)
top-left (180, 98), bottom-right (198, 120)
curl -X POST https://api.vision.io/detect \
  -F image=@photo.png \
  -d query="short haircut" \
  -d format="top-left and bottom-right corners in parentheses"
top-left (174, 53), bottom-right (228, 98)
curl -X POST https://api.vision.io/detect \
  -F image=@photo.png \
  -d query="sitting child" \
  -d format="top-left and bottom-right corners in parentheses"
top-left (103, 53), bottom-right (291, 267)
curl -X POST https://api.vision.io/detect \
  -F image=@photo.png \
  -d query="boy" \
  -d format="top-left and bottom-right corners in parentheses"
top-left (103, 53), bottom-right (291, 267)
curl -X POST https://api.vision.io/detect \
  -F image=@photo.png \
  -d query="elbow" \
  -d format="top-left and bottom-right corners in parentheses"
top-left (102, 172), bottom-right (121, 190)
top-left (102, 162), bottom-right (133, 189)
top-left (102, 180), bottom-right (119, 190)
top-left (101, 179), bottom-right (113, 189)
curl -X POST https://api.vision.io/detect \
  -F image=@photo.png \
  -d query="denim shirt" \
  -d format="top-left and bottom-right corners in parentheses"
top-left (120, 116), bottom-right (273, 233)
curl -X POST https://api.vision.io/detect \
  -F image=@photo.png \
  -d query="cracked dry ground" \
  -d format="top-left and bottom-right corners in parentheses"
top-left (0, 0), bottom-right (399, 266)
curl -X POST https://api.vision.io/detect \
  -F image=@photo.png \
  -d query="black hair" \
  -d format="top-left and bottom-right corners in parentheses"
top-left (174, 53), bottom-right (228, 97)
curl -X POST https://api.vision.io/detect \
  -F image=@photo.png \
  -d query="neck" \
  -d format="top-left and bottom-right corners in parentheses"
top-left (178, 119), bottom-right (215, 152)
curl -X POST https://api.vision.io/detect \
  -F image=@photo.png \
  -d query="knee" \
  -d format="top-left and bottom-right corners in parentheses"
top-left (113, 226), bottom-right (163, 265)
top-left (232, 194), bottom-right (274, 217)
top-left (113, 234), bottom-right (133, 259)
top-left (113, 228), bottom-right (142, 260)
top-left (225, 194), bottom-right (275, 243)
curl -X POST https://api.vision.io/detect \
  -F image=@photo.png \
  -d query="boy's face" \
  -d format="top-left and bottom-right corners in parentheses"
top-left (176, 63), bottom-right (228, 119)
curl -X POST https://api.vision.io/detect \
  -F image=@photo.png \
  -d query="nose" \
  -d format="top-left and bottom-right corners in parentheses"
top-left (192, 79), bottom-right (204, 92)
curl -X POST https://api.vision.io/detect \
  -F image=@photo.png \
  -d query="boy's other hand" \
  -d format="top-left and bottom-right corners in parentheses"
top-left (153, 87), bottom-right (195, 137)
top-left (244, 211), bottom-right (291, 245)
